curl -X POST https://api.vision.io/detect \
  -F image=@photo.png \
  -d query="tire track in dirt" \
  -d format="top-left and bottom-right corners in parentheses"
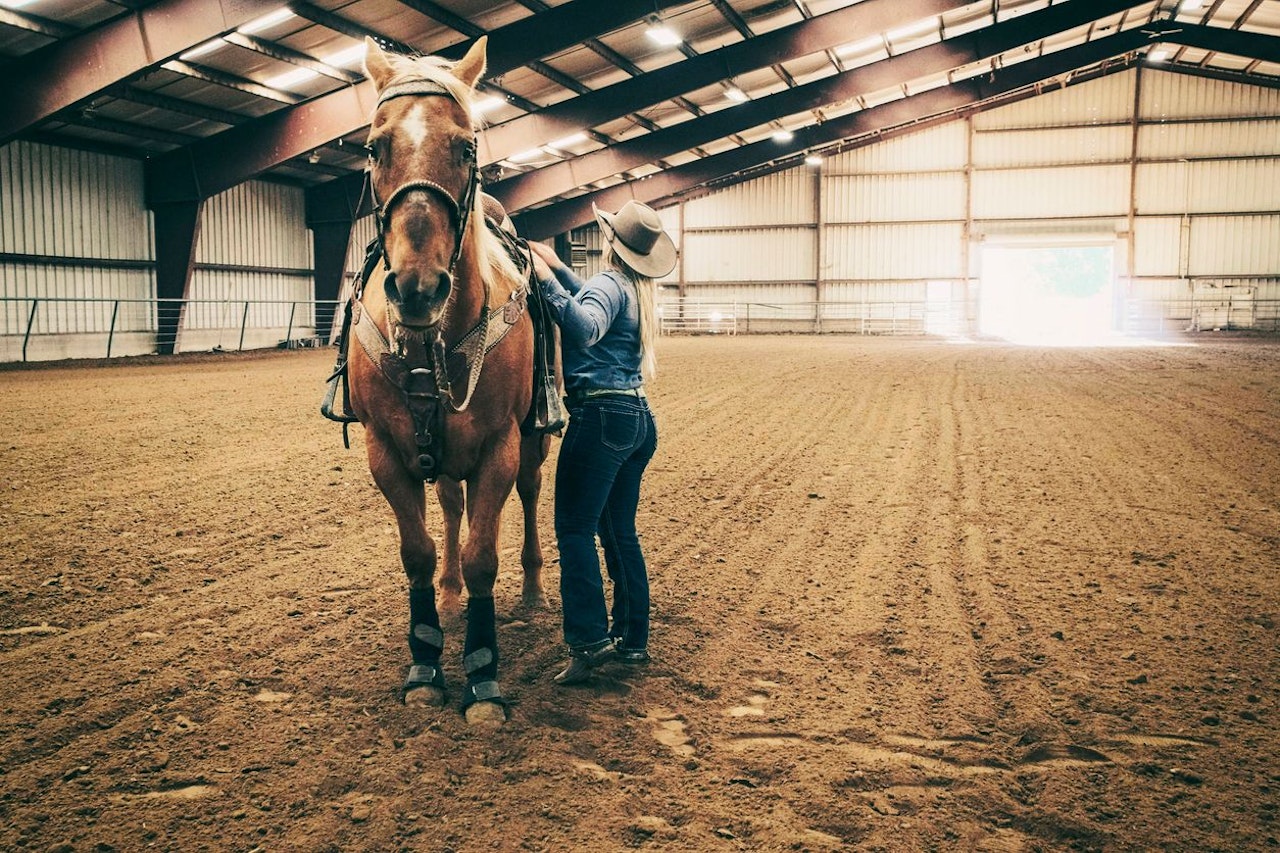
top-left (941, 344), bottom-right (1278, 851)
top-left (3, 340), bottom-right (1277, 852)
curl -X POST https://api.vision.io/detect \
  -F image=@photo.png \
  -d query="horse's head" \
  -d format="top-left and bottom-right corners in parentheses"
top-left (363, 36), bottom-right (487, 329)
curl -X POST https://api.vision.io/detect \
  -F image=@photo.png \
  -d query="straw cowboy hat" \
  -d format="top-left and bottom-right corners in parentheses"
top-left (594, 200), bottom-right (676, 279)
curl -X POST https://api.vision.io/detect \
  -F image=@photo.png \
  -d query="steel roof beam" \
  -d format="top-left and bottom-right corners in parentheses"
top-left (1, 0), bottom-right (281, 144)
top-left (511, 29), bottom-right (1157, 240)
top-left (0, 7), bottom-right (77, 38)
top-left (477, 0), bottom-right (971, 166)
top-left (144, 0), bottom-right (690, 207)
top-left (489, 0), bottom-right (1150, 213)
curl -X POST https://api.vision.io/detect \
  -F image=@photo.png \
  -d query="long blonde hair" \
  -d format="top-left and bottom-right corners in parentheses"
top-left (607, 248), bottom-right (658, 380)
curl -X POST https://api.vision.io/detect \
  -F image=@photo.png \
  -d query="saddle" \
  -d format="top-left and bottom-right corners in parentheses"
top-left (480, 194), bottom-right (566, 437)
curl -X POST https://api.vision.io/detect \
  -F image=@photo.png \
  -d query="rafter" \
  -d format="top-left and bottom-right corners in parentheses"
top-left (489, 0), bottom-right (1151, 213)
top-left (1, 0), bottom-right (281, 144)
top-left (476, 0), bottom-right (971, 166)
top-left (510, 28), bottom-right (1166, 239)
top-left (143, 0), bottom-right (692, 206)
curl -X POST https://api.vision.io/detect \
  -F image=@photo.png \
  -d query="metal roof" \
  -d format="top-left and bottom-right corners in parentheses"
top-left (2, 0), bottom-right (1278, 237)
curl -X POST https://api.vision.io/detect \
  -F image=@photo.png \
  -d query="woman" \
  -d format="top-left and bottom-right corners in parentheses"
top-left (527, 200), bottom-right (675, 685)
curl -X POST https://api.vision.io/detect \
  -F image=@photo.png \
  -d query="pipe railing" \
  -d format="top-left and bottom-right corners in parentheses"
top-left (3, 295), bottom-right (1277, 361)
top-left (1, 297), bottom-right (345, 362)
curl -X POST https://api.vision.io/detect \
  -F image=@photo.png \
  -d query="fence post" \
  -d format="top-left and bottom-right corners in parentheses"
top-left (107, 300), bottom-right (120, 358)
top-left (22, 300), bottom-right (39, 362)
top-left (285, 301), bottom-right (297, 345)
top-left (238, 301), bottom-right (250, 351)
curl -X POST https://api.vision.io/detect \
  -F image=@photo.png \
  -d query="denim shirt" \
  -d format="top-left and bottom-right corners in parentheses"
top-left (537, 266), bottom-right (642, 393)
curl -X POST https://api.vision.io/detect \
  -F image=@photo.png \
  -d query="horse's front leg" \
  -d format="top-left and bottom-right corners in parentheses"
top-left (366, 434), bottom-right (446, 708)
top-left (458, 434), bottom-right (521, 727)
top-left (516, 433), bottom-right (551, 610)
top-left (435, 477), bottom-right (465, 614)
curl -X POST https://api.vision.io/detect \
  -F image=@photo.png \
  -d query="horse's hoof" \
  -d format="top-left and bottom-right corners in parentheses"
top-left (521, 589), bottom-right (548, 611)
top-left (464, 700), bottom-right (506, 728)
top-left (404, 685), bottom-right (446, 708)
top-left (438, 589), bottom-right (463, 616)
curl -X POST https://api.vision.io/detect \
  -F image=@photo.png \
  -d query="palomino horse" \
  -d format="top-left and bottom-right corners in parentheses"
top-left (348, 35), bottom-right (549, 725)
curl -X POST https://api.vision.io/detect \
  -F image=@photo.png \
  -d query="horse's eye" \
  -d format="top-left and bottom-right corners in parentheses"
top-left (365, 138), bottom-right (386, 164)
top-left (457, 138), bottom-right (476, 165)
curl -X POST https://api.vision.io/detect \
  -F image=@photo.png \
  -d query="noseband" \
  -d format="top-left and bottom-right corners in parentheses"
top-left (367, 78), bottom-right (479, 279)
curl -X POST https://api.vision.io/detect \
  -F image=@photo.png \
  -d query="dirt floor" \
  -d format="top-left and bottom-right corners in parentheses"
top-left (1, 334), bottom-right (1278, 852)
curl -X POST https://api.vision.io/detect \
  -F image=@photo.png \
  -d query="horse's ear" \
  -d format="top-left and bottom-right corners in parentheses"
top-left (363, 36), bottom-right (395, 90)
top-left (453, 35), bottom-right (487, 90)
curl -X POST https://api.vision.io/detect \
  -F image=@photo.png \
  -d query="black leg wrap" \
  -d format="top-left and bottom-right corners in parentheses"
top-left (402, 662), bottom-right (446, 698)
top-left (461, 596), bottom-right (504, 710)
top-left (408, 585), bottom-right (444, 663)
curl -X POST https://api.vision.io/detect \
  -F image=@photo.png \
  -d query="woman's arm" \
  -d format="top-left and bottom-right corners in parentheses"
top-left (528, 242), bottom-right (586, 295)
top-left (531, 251), bottom-right (623, 348)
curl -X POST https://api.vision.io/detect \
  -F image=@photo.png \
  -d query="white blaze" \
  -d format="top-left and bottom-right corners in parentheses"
top-left (401, 104), bottom-right (429, 150)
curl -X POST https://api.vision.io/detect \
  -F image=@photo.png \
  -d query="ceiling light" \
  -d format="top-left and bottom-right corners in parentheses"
top-left (645, 18), bottom-right (683, 47)
top-left (548, 132), bottom-right (587, 150)
top-left (266, 67), bottom-right (320, 90)
top-left (725, 86), bottom-right (748, 103)
top-left (835, 35), bottom-right (884, 58)
top-left (887, 18), bottom-right (938, 42)
top-left (508, 148), bottom-right (544, 164)
top-left (471, 95), bottom-right (506, 120)
top-left (1181, 0), bottom-right (1204, 8)
top-left (771, 129), bottom-right (794, 143)
top-left (324, 44), bottom-right (367, 68)
top-left (804, 154), bottom-right (823, 167)
top-left (179, 39), bottom-right (223, 61)
top-left (1149, 48), bottom-right (1169, 62)
top-left (238, 8), bottom-right (294, 35)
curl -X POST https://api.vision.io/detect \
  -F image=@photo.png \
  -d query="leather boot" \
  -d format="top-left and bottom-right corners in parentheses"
top-left (553, 639), bottom-right (617, 685)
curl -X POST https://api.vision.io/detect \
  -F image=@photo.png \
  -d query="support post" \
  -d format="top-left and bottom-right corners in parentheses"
top-left (238, 301), bottom-right (250, 351)
top-left (22, 299), bottom-right (38, 362)
top-left (813, 158), bottom-right (824, 334)
top-left (107, 300), bottom-right (120, 358)
top-left (306, 177), bottom-right (365, 345)
top-left (153, 199), bottom-right (203, 355)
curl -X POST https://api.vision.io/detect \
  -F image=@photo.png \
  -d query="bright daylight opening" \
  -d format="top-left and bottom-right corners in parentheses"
top-left (978, 242), bottom-right (1120, 346)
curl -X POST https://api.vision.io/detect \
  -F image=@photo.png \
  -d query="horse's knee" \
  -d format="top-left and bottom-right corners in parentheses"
top-left (400, 540), bottom-right (437, 586)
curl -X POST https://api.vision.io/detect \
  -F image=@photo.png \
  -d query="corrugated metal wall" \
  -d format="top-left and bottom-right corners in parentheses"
top-left (1, 140), bottom-right (324, 357)
top-left (635, 67), bottom-right (1278, 330)
top-left (5, 65), bottom-right (1279, 355)
top-left (1, 141), bottom-right (155, 345)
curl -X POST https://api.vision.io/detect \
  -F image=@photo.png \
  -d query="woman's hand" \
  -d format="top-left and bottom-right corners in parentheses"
top-left (528, 241), bottom-right (562, 269)
top-left (530, 251), bottom-right (553, 282)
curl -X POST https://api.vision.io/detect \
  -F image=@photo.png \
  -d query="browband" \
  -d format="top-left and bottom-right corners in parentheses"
top-left (377, 78), bottom-right (455, 109)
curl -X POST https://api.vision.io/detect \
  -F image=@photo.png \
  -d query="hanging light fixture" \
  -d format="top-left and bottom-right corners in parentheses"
top-left (645, 14), bottom-right (682, 47)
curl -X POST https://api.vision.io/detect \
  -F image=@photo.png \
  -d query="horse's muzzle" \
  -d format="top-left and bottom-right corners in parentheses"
top-left (384, 269), bottom-right (453, 326)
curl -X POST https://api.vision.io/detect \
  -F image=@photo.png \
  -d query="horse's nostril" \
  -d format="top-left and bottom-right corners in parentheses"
top-left (437, 272), bottom-right (452, 298)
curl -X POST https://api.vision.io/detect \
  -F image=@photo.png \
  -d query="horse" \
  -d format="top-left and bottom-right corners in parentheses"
top-left (346, 35), bottom-right (550, 726)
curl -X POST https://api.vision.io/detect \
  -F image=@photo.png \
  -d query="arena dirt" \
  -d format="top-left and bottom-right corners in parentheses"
top-left (1, 335), bottom-right (1277, 851)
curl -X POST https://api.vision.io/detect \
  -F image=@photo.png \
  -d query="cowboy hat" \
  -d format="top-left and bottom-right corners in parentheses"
top-left (594, 200), bottom-right (677, 279)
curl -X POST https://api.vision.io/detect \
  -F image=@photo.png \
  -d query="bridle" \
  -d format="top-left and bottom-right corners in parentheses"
top-left (366, 78), bottom-right (480, 281)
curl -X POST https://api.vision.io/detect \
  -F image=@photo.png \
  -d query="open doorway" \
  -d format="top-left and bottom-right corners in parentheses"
top-left (978, 242), bottom-right (1116, 345)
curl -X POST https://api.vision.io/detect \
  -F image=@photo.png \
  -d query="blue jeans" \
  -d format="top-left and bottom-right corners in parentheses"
top-left (555, 395), bottom-right (657, 651)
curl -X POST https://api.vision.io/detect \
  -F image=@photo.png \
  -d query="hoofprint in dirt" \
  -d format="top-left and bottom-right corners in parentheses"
top-left (1, 336), bottom-right (1276, 852)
